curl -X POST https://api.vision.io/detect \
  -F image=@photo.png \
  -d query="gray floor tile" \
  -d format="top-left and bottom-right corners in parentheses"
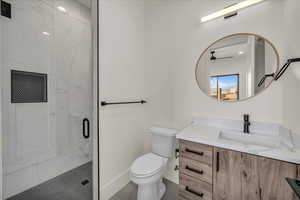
top-left (109, 179), bottom-right (178, 200)
top-left (7, 162), bottom-right (93, 200)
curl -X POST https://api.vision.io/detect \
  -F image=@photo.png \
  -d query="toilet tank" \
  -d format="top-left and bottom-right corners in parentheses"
top-left (150, 127), bottom-right (178, 158)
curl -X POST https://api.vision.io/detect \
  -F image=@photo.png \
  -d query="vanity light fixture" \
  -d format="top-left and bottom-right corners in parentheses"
top-left (201, 0), bottom-right (266, 23)
top-left (57, 6), bottom-right (66, 13)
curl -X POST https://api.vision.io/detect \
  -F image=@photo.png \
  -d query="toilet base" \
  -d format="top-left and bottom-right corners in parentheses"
top-left (159, 180), bottom-right (166, 199)
top-left (137, 179), bottom-right (166, 200)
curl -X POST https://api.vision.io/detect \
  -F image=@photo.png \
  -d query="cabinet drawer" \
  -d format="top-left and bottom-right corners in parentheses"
top-left (180, 140), bottom-right (213, 166)
top-left (180, 157), bottom-right (212, 184)
top-left (179, 174), bottom-right (212, 200)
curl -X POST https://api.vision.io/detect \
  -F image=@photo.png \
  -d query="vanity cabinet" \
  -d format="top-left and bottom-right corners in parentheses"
top-left (179, 139), bottom-right (299, 200)
top-left (179, 140), bottom-right (213, 200)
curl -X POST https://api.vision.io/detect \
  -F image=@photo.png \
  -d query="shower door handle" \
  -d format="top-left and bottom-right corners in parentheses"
top-left (83, 118), bottom-right (90, 139)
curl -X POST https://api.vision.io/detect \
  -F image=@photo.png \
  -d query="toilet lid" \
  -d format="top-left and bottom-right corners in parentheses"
top-left (131, 153), bottom-right (164, 177)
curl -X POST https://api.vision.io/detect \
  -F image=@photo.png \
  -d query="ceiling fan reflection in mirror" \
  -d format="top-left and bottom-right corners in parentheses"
top-left (210, 50), bottom-right (233, 61)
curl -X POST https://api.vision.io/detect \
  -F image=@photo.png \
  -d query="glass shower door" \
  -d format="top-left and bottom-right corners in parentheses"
top-left (1, 0), bottom-right (93, 199)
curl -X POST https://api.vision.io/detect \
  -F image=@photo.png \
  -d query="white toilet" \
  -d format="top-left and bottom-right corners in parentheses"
top-left (130, 127), bottom-right (178, 200)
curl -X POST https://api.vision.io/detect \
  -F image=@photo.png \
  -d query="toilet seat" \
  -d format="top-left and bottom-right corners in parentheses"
top-left (130, 153), bottom-right (165, 178)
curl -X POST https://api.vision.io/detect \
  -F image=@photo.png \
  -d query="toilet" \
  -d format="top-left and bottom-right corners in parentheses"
top-left (130, 127), bottom-right (178, 200)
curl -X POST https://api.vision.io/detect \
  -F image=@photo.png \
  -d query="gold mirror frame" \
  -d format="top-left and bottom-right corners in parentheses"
top-left (195, 33), bottom-right (280, 102)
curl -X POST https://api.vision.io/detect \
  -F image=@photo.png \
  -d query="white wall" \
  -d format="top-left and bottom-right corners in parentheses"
top-left (99, 0), bottom-right (148, 199)
top-left (1, 0), bottom-right (92, 198)
top-left (146, 0), bottom-right (286, 125)
top-left (99, 1), bottom-right (177, 198)
top-left (282, 0), bottom-right (300, 135)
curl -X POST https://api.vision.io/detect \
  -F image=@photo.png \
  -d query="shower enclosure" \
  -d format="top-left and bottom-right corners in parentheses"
top-left (0, 0), bottom-right (97, 199)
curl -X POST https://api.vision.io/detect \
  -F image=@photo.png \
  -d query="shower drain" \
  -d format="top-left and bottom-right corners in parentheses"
top-left (81, 179), bottom-right (90, 186)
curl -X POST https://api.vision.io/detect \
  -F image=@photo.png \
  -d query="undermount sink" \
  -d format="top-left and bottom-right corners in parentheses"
top-left (218, 130), bottom-right (292, 149)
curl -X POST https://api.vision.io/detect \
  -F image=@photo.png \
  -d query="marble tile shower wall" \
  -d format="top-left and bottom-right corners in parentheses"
top-left (1, 0), bottom-right (92, 198)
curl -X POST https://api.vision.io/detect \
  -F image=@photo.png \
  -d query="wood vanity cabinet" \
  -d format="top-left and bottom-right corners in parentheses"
top-left (179, 139), bottom-right (299, 200)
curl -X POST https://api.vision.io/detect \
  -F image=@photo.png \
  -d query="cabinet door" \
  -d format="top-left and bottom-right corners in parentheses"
top-left (258, 157), bottom-right (297, 200)
top-left (241, 153), bottom-right (260, 200)
top-left (213, 147), bottom-right (242, 200)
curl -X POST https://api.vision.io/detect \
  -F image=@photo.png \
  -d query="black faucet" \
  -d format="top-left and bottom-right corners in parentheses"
top-left (243, 114), bottom-right (251, 134)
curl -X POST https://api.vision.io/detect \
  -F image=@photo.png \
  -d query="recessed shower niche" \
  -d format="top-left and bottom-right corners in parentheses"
top-left (11, 70), bottom-right (48, 103)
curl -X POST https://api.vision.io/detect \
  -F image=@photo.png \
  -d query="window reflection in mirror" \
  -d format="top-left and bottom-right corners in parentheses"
top-left (210, 74), bottom-right (239, 101)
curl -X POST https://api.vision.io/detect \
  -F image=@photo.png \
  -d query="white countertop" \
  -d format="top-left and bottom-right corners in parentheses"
top-left (176, 118), bottom-right (300, 164)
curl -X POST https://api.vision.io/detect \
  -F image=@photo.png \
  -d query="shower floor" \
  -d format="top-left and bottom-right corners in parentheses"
top-left (7, 162), bottom-right (93, 200)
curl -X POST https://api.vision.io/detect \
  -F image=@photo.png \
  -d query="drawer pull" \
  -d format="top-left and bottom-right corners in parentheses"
top-left (185, 148), bottom-right (204, 156)
top-left (185, 186), bottom-right (204, 198)
top-left (186, 166), bottom-right (204, 175)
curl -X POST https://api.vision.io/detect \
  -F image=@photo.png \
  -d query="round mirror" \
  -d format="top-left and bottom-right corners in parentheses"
top-left (196, 33), bottom-right (279, 102)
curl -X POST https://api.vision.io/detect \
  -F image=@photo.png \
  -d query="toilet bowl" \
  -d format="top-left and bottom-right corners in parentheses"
top-left (130, 153), bottom-right (168, 200)
top-left (129, 127), bottom-right (178, 200)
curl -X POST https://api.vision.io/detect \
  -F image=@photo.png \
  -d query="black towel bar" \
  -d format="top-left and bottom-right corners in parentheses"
top-left (101, 100), bottom-right (147, 106)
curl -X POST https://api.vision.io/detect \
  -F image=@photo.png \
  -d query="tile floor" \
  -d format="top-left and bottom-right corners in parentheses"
top-left (7, 164), bottom-right (178, 200)
top-left (109, 179), bottom-right (179, 200)
top-left (7, 162), bottom-right (93, 200)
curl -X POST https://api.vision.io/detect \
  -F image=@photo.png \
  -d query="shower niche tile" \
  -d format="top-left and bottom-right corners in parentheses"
top-left (11, 70), bottom-right (48, 103)
top-left (1, 0), bottom-right (11, 19)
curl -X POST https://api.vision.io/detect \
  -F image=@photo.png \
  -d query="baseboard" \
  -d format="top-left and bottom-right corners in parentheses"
top-left (100, 169), bottom-right (130, 200)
